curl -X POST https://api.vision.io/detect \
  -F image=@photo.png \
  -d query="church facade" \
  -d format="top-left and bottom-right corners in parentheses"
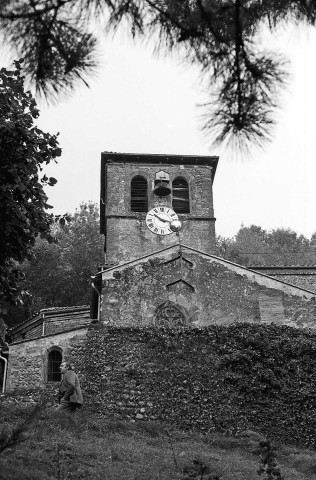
top-left (4, 152), bottom-right (316, 394)
top-left (96, 152), bottom-right (316, 329)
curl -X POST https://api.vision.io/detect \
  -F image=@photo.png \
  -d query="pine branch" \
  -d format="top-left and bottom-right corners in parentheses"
top-left (0, 0), bottom-right (73, 19)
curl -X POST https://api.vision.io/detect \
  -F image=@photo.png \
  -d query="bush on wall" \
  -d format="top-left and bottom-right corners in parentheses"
top-left (72, 323), bottom-right (316, 448)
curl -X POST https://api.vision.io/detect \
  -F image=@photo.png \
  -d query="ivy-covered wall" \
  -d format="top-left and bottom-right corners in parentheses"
top-left (72, 323), bottom-right (316, 449)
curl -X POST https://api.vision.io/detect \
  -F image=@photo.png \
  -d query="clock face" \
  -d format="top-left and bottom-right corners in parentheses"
top-left (146, 206), bottom-right (179, 236)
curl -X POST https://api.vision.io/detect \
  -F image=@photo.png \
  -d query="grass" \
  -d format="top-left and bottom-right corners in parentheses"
top-left (1, 403), bottom-right (316, 479)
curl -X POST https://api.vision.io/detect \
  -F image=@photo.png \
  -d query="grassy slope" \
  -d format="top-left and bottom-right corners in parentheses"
top-left (1, 404), bottom-right (316, 480)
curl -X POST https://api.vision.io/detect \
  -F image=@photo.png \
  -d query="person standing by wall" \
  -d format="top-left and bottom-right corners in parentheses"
top-left (56, 361), bottom-right (83, 413)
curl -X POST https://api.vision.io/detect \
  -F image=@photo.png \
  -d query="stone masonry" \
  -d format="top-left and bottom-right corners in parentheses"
top-left (100, 152), bottom-right (218, 263)
top-left (6, 328), bottom-right (88, 392)
top-left (99, 244), bottom-right (316, 328)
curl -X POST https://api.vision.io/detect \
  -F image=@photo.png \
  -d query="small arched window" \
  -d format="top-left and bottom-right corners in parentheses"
top-left (47, 349), bottom-right (62, 382)
top-left (131, 176), bottom-right (148, 212)
top-left (172, 177), bottom-right (190, 213)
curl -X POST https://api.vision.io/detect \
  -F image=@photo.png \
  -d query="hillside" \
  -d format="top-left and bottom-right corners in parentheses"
top-left (1, 403), bottom-right (316, 480)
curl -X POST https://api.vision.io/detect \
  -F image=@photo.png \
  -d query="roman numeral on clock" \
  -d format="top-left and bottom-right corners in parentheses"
top-left (146, 207), bottom-right (178, 235)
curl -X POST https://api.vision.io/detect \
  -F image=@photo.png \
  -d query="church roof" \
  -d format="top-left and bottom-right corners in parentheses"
top-left (101, 151), bottom-right (219, 180)
top-left (8, 305), bottom-right (90, 344)
top-left (101, 151), bottom-right (219, 164)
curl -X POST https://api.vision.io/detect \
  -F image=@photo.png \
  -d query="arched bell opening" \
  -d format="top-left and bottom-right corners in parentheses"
top-left (172, 177), bottom-right (190, 213)
top-left (131, 175), bottom-right (148, 212)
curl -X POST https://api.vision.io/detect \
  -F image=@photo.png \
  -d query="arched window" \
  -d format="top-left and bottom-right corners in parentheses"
top-left (131, 176), bottom-right (148, 212)
top-left (47, 349), bottom-right (62, 382)
top-left (172, 177), bottom-right (190, 213)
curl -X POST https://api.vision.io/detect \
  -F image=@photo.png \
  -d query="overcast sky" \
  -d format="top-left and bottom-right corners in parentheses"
top-left (8, 24), bottom-right (316, 239)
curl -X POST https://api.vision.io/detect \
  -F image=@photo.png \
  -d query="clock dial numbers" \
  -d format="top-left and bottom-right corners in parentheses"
top-left (145, 207), bottom-right (178, 236)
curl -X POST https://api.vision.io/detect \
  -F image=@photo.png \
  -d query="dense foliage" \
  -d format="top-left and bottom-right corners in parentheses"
top-left (0, 61), bottom-right (61, 306)
top-left (0, 319), bottom-right (6, 350)
top-left (22, 202), bottom-right (104, 316)
top-left (217, 225), bottom-right (316, 266)
top-left (79, 323), bottom-right (316, 449)
top-left (1, 1), bottom-right (316, 148)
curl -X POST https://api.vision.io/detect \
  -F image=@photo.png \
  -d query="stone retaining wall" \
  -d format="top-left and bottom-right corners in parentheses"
top-left (64, 323), bottom-right (316, 448)
top-left (5, 323), bottom-right (316, 448)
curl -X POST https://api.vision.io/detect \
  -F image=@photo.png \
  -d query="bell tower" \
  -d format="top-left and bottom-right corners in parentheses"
top-left (100, 152), bottom-right (219, 265)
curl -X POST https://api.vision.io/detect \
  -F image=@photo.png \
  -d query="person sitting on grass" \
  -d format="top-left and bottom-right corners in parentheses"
top-left (56, 361), bottom-right (83, 413)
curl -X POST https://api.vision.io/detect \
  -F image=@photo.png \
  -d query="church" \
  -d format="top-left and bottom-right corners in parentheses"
top-left (3, 152), bottom-right (316, 394)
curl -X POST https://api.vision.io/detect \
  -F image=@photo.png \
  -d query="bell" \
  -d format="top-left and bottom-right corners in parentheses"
top-left (153, 180), bottom-right (171, 197)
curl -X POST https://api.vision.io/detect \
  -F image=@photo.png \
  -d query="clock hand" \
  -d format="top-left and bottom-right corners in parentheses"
top-left (154, 213), bottom-right (170, 223)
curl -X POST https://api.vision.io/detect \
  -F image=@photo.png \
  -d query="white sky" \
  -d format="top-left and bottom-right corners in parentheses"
top-left (6, 24), bottom-right (316, 239)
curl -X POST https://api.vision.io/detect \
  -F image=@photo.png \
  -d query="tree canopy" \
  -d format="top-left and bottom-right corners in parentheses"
top-left (0, 60), bottom-right (61, 305)
top-left (0, 318), bottom-right (6, 350)
top-left (217, 224), bottom-right (316, 266)
top-left (2, 202), bottom-right (104, 329)
top-left (22, 202), bottom-right (104, 317)
top-left (1, 1), bottom-right (315, 149)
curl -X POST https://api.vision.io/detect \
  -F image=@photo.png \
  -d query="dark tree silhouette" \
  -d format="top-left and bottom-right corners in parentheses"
top-left (0, 60), bottom-right (61, 305)
top-left (1, 1), bottom-right (314, 149)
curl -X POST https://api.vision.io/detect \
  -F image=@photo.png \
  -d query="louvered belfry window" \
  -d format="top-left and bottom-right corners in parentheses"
top-left (48, 350), bottom-right (62, 382)
top-left (172, 177), bottom-right (190, 213)
top-left (131, 176), bottom-right (148, 212)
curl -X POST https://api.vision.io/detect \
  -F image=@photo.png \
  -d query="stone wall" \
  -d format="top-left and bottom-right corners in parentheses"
top-left (250, 268), bottom-right (316, 294)
top-left (100, 246), bottom-right (316, 328)
top-left (68, 323), bottom-right (316, 448)
top-left (6, 328), bottom-right (88, 392)
top-left (6, 321), bottom-right (316, 448)
top-left (272, 274), bottom-right (316, 294)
